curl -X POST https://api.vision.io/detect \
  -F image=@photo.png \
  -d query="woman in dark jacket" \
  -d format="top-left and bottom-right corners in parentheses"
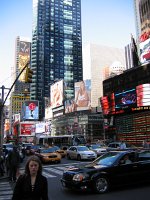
top-left (12, 155), bottom-right (49, 200)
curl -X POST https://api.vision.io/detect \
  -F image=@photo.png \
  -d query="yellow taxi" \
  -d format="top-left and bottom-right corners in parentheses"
top-left (53, 146), bottom-right (67, 158)
top-left (35, 147), bottom-right (61, 164)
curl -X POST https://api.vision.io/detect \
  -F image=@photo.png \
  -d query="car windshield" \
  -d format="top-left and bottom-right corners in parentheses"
top-left (93, 152), bottom-right (121, 166)
top-left (91, 144), bottom-right (102, 149)
top-left (41, 148), bottom-right (55, 153)
top-left (77, 146), bottom-right (89, 151)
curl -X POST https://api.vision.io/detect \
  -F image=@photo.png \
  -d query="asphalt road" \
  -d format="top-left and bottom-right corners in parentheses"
top-left (1, 156), bottom-right (150, 200)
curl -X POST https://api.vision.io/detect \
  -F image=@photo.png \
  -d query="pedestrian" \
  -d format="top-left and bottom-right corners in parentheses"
top-left (7, 146), bottom-right (20, 182)
top-left (12, 155), bottom-right (49, 200)
top-left (120, 141), bottom-right (126, 149)
top-left (143, 139), bottom-right (149, 148)
top-left (0, 147), bottom-right (5, 176)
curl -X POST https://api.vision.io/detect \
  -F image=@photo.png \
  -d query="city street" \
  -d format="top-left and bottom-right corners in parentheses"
top-left (0, 157), bottom-right (150, 200)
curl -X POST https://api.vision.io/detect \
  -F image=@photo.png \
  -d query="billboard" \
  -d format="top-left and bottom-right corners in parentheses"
top-left (18, 41), bottom-right (30, 82)
top-left (20, 123), bottom-right (35, 136)
top-left (50, 80), bottom-right (63, 109)
top-left (65, 98), bottom-right (77, 114)
top-left (22, 100), bottom-right (39, 120)
top-left (75, 80), bottom-right (91, 111)
top-left (139, 38), bottom-right (150, 65)
top-left (115, 89), bottom-right (137, 110)
top-left (136, 84), bottom-right (150, 106)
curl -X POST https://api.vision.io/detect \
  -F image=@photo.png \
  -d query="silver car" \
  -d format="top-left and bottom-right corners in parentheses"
top-left (66, 145), bottom-right (97, 161)
top-left (87, 144), bottom-right (107, 157)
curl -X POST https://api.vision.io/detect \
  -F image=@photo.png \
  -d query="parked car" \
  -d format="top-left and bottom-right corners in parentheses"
top-left (61, 150), bottom-right (150, 194)
top-left (35, 147), bottom-right (61, 164)
top-left (66, 145), bottom-right (97, 161)
top-left (87, 144), bottom-right (107, 157)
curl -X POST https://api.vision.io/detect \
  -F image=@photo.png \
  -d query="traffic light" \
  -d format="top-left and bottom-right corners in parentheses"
top-left (25, 66), bottom-right (33, 83)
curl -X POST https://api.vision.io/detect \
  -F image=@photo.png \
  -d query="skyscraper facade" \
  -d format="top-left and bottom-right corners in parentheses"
top-left (134, 0), bottom-right (150, 39)
top-left (31, 0), bottom-right (83, 120)
top-left (9, 36), bottom-right (31, 126)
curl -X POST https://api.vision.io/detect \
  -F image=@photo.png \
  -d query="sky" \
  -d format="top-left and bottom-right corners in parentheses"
top-left (0, 0), bottom-right (136, 89)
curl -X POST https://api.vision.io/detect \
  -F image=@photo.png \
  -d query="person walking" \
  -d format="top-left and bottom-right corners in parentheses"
top-left (12, 155), bottom-right (49, 200)
top-left (0, 147), bottom-right (5, 176)
top-left (7, 146), bottom-right (20, 182)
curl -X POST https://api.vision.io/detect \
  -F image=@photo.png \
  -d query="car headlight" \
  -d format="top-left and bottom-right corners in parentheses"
top-left (73, 173), bottom-right (88, 182)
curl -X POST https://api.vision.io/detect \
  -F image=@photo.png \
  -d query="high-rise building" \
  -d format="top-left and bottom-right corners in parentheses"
top-left (9, 36), bottom-right (31, 125)
top-left (31, 0), bottom-right (83, 120)
top-left (134, 0), bottom-right (150, 39)
top-left (83, 43), bottom-right (125, 107)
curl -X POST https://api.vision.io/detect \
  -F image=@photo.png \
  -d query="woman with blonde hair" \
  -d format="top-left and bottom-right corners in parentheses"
top-left (75, 81), bottom-right (90, 108)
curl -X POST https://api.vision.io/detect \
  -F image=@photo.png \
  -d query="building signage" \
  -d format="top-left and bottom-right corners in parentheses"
top-left (20, 123), bottom-right (35, 136)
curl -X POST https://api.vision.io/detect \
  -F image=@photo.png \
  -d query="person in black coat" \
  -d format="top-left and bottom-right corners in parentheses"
top-left (12, 155), bottom-right (49, 200)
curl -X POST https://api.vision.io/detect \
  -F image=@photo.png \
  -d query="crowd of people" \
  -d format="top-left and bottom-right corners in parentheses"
top-left (0, 145), bottom-right (49, 199)
top-left (0, 146), bottom-right (21, 181)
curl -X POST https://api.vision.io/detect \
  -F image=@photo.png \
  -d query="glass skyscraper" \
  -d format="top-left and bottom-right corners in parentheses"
top-left (31, 0), bottom-right (83, 120)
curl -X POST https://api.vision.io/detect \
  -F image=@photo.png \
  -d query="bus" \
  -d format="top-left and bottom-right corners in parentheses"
top-left (38, 135), bottom-right (86, 148)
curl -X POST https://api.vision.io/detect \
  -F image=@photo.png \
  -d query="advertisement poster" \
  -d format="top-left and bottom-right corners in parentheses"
top-left (20, 123), bottom-right (35, 135)
top-left (75, 80), bottom-right (91, 111)
top-left (140, 38), bottom-right (150, 65)
top-left (50, 80), bottom-right (63, 109)
top-left (22, 100), bottom-right (39, 120)
top-left (18, 41), bottom-right (30, 82)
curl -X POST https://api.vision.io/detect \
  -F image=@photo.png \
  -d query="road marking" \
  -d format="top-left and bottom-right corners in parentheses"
top-left (44, 168), bottom-right (63, 175)
top-left (0, 182), bottom-right (13, 200)
top-left (42, 171), bottom-right (56, 178)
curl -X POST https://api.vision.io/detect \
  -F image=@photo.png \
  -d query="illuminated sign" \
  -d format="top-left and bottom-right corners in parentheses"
top-left (22, 100), bottom-right (39, 120)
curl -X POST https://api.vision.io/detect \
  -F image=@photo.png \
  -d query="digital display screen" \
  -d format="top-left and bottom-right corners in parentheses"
top-left (115, 89), bottom-right (137, 110)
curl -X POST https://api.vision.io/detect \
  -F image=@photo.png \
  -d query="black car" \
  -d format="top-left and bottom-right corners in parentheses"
top-left (61, 150), bottom-right (150, 194)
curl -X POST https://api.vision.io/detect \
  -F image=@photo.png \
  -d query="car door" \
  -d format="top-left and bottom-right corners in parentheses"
top-left (110, 153), bottom-right (139, 186)
top-left (68, 147), bottom-right (76, 159)
top-left (136, 151), bottom-right (150, 182)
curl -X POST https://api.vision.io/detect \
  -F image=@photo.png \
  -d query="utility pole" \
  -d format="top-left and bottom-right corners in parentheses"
top-left (0, 86), bottom-right (10, 146)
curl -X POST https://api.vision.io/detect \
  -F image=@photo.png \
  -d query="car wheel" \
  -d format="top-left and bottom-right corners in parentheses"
top-left (67, 154), bottom-right (71, 160)
top-left (93, 177), bottom-right (109, 194)
top-left (77, 154), bottom-right (81, 161)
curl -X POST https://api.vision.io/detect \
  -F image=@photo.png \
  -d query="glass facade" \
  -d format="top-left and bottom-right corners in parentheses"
top-left (31, 0), bottom-right (83, 119)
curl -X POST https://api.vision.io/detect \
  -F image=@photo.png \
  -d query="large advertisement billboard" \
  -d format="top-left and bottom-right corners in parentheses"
top-left (20, 123), bottom-right (35, 136)
top-left (65, 98), bottom-right (77, 113)
top-left (50, 80), bottom-right (63, 109)
top-left (139, 38), bottom-right (150, 65)
top-left (75, 80), bottom-right (91, 111)
top-left (19, 41), bottom-right (30, 82)
top-left (22, 100), bottom-right (39, 120)
top-left (115, 89), bottom-right (137, 110)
